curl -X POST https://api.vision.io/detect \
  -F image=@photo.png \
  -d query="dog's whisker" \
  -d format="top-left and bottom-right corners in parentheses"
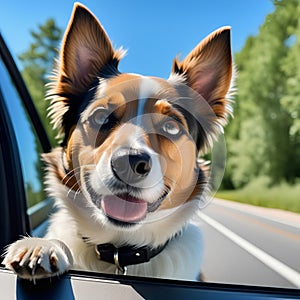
top-left (74, 185), bottom-right (82, 196)
top-left (67, 178), bottom-right (83, 199)
top-left (61, 167), bottom-right (81, 184)
top-left (63, 164), bottom-right (95, 176)
top-left (68, 180), bottom-right (82, 196)
top-left (70, 187), bottom-right (82, 201)
top-left (62, 164), bottom-right (95, 186)
top-left (63, 170), bottom-right (81, 187)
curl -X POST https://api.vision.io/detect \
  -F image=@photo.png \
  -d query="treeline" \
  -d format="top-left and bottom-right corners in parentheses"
top-left (223, 0), bottom-right (300, 189)
top-left (18, 19), bottom-right (62, 146)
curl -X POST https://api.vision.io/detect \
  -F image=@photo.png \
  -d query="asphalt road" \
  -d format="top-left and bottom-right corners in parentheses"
top-left (192, 198), bottom-right (300, 288)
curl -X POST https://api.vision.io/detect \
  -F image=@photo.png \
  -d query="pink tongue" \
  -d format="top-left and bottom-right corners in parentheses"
top-left (101, 195), bottom-right (147, 223)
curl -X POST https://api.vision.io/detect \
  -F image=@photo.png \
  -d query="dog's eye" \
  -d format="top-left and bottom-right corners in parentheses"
top-left (90, 107), bottom-right (109, 126)
top-left (162, 120), bottom-right (181, 136)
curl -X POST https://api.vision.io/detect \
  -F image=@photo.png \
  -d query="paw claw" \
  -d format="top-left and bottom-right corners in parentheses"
top-left (10, 261), bottom-right (21, 273)
top-left (50, 252), bottom-right (59, 273)
top-left (3, 237), bottom-right (72, 280)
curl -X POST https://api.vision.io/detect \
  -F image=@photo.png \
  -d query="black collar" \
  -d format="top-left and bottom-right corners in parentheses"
top-left (81, 236), bottom-right (169, 274)
top-left (94, 242), bottom-right (168, 274)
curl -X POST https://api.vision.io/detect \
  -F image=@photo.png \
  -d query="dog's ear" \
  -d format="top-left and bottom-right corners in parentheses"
top-left (48, 3), bottom-right (125, 141)
top-left (171, 27), bottom-right (233, 121)
top-left (58, 3), bottom-right (124, 92)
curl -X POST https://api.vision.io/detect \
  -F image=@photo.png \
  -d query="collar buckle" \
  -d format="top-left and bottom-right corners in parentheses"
top-left (93, 241), bottom-right (169, 275)
top-left (114, 248), bottom-right (127, 275)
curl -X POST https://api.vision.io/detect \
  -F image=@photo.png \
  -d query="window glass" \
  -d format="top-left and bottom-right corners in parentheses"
top-left (0, 58), bottom-right (46, 209)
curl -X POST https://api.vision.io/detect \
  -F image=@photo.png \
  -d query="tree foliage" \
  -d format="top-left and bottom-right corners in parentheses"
top-left (18, 19), bottom-right (62, 146)
top-left (225, 0), bottom-right (300, 188)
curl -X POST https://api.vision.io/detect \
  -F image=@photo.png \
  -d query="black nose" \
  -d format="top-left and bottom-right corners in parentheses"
top-left (111, 148), bottom-right (152, 183)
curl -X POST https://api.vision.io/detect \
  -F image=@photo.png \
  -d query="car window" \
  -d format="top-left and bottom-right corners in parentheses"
top-left (0, 58), bottom-right (47, 219)
top-left (1, 1), bottom-right (300, 292)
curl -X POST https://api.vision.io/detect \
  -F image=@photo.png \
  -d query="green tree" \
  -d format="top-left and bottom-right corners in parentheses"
top-left (19, 19), bottom-right (62, 145)
top-left (225, 0), bottom-right (300, 188)
top-left (280, 2), bottom-right (300, 179)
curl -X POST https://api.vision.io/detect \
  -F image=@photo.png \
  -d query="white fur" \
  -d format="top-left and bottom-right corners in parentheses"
top-left (3, 165), bottom-right (203, 280)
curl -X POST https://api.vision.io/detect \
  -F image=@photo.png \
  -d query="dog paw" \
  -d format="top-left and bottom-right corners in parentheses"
top-left (2, 237), bottom-right (73, 280)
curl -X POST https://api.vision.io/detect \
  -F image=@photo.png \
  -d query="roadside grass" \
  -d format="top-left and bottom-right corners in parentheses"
top-left (216, 177), bottom-right (300, 214)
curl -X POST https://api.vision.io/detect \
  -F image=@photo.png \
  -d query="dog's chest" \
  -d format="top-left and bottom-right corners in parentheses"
top-left (72, 224), bottom-right (203, 280)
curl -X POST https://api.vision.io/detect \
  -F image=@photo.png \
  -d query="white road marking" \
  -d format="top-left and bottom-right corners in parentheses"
top-left (213, 198), bottom-right (300, 229)
top-left (198, 211), bottom-right (300, 288)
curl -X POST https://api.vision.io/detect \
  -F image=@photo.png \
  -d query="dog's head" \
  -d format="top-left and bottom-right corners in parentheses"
top-left (45, 4), bottom-right (233, 235)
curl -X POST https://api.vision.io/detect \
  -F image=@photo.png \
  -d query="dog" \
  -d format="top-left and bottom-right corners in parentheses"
top-left (3, 3), bottom-right (234, 281)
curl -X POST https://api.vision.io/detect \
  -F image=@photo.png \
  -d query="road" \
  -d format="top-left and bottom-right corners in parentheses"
top-left (192, 198), bottom-right (300, 288)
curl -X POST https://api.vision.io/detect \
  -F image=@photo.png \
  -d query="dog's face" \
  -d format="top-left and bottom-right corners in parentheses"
top-left (45, 4), bottom-right (233, 231)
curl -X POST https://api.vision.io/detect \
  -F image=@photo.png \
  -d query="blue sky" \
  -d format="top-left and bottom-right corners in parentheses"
top-left (1, 0), bottom-right (274, 78)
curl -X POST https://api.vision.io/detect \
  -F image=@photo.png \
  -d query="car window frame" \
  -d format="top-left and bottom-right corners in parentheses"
top-left (0, 82), bottom-right (30, 250)
top-left (0, 34), bottom-right (51, 154)
top-left (0, 33), bottom-right (52, 242)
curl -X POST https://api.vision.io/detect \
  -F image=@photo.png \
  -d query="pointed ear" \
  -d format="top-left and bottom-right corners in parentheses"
top-left (48, 3), bottom-right (125, 142)
top-left (58, 3), bottom-right (124, 93)
top-left (171, 27), bottom-right (233, 120)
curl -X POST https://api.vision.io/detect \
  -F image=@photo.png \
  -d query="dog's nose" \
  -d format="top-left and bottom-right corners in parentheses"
top-left (128, 152), bottom-right (152, 176)
top-left (111, 148), bottom-right (152, 183)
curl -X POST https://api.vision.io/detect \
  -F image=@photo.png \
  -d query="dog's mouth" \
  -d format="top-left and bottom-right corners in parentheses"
top-left (101, 194), bottom-right (147, 223)
top-left (96, 191), bottom-right (169, 225)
